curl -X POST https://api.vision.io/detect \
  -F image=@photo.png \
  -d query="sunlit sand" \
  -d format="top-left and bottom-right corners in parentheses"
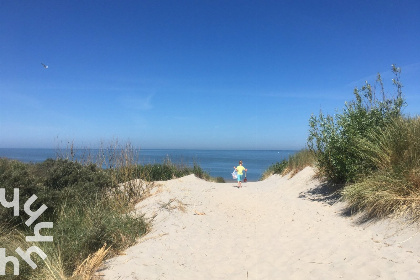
top-left (100, 167), bottom-right (420, 279)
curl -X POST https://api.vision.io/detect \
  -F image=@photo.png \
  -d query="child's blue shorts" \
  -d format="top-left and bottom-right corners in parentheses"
top-left (237, 174), bottom-right (243, 182)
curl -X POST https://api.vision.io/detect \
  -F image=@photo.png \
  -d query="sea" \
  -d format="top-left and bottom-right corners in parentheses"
top-left (0, 148), bottom-right (298, 182)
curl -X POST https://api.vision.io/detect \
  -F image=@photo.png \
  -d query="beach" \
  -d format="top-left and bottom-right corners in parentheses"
top-left (100, 167), bottom-right (420, 279)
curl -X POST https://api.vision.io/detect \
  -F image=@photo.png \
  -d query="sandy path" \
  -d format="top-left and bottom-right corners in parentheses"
top-left (100, 167), bottom-right (420, 279)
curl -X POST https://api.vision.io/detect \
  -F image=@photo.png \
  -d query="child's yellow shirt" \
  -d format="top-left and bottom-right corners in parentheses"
top-left (236, 165), bottom-right (245, 175)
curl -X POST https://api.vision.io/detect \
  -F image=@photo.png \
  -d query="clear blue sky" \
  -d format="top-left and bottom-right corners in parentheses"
top-left (1, 0), bottom-right (419, 150)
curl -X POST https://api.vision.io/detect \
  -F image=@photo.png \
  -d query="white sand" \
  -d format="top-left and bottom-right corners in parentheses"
top-left (100, 167), bottom-right (420, 279)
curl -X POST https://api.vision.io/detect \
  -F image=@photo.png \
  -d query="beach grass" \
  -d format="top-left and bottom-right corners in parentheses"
top-left (260, 149), bottom-right (315, 180)
top-left (341, 116), bottom-right (420, 222)
top-left (55, 140), bottom-right (224, 183)
top-left (282, 149), bottom-right (316, 176)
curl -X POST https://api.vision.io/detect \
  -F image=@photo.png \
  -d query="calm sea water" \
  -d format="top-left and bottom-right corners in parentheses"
top-left (0, 148), bottom-right (297, 182)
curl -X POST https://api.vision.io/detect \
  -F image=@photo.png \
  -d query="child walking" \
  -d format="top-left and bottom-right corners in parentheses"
top-left (234, 160), bottom-right (248, 188)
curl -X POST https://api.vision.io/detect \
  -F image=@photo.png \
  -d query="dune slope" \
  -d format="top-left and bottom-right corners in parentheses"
top-left (100, 167), bottom-right (420, 279)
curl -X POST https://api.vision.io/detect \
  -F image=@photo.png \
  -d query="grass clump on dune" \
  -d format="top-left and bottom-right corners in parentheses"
top-left (133, 160), bottom-right (224, 183)
top-left (341, 116), bottom-right (420, 221)
top-left (260, 160), bottom-right (288, 180)
top-left (260, 149), bottom-right (315, 180)
top-left (282, 149), bottom-right (316, 176)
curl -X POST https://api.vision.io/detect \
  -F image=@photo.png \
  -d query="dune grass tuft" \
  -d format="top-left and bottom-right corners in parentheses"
top-left (282, 149), bottom-right (316, 176)
top-left (341, 116), bottom-right (420, 222)
top-left (71, 243), bottom-right (111, 280)
top-left (261, 149), bottom-right (315, 180)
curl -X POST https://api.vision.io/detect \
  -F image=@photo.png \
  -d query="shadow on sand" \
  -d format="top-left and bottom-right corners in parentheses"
top-left (298, 182), bottom-right (342, 206)
top-left (298, 181), bottom-right (383, 225)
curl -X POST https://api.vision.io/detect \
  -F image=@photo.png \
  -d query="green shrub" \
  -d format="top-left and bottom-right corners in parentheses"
top-left (0, 158), bottom-right (40, 229)
top-left (192, 163), bottom-right (209, 180)
top-left (308, 65), bottom-right (405, 184)
top-left (0, 227), bottom-right (32, 279)
top-left (137, 163), bottom-right (181, 181)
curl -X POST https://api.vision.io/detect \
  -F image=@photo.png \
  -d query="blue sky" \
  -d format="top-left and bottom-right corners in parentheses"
top-left (1, 0), bottom-right (419, 150)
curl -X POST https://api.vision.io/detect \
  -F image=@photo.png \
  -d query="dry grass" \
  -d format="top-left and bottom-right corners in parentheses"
top-left (71, 244), bottom-right (111, 280)
top-left (111, 179), bottom-right (156, 211)
top-left (159, 198), bottom-right (188, 213)
top-left (342, 171), bottom-right (420, 222)
top-left (0, 227), bottom-right (29, 277)
top-left (0, 229), bottom-right (67, 280)
top-left (30, 247), bottom-right (67, 280)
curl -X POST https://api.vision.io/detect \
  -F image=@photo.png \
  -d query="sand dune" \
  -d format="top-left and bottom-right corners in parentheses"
top-left (100, 167), bottom-right (420, 279)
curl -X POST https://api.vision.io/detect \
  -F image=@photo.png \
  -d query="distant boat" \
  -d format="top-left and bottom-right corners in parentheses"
top-left (41, 63), bottom-right (48, 69)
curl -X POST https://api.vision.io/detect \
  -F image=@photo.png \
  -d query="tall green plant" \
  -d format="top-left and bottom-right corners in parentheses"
top-left (308, 65), bottom-right (405, 184)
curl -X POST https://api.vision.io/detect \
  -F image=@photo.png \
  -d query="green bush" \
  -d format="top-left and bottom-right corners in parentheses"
top-left (308, 65), bottom-right (405, 184)
top-left (0, 158), bottom-right (39, 229)
top-left (44, 159), bottom-right (112, 191)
